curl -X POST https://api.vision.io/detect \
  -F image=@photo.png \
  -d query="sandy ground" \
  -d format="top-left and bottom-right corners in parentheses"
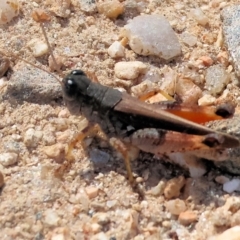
top-left (1, 0), bottom-right (240, 239)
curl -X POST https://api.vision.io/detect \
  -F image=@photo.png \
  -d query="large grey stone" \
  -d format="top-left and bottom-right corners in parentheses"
top-left (221, 5), bottom-right (240, 77)
top-left (122, 15), bottom-right (182, 60)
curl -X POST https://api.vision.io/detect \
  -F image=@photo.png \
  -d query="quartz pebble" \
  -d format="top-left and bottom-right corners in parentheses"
top-left (149, 180), bottom-right (165, 196)
top-left (122, 15), bottom-right (181, 60)
top-left (178, 211), bottom-right (198, 225)
top-left (114, 61), bottom-right (148, 80)
top-left (131, 80), bottom-right (155, 98)
top-left (223, 179), bottom-right (240, 193)
top-left (108, 41), bottom-right (125, 58)
top-left (165, 199), bottom-right (187, 215)
top-left (222, 5), bottom-right (240, 77)
top-left (44, 209), bottom-right (60, 227)
top-left (27, 39), bottom-right (49, 57)
top-left (176, 77), bottom-right (202, 105)
top-left (190, 8), bottom-right (209, 26)
top-left (205, 65), bottom-right (230, 96)
top-left (85, 186), bottom-right (99, 199)
top-left (106, 200), bottom-right (117, 209)
top-left (97, 0), bottom-right (124, 19)
top-left (198, 94), bottom-right (216, 106)
top-left (0, 0), bottom-right (19, 24)
top-left (89, 148), bottom-right (110, 167)
top-left (181, 32), bottom-right (197, 47)
top-left (164, 176), bottom-right (186, 199)
top-left (0, 153), bottom-right (18, 167)
top-left (42, 143), bottom-right (65, 162)
top-left (24, 128), bottom-right (43, 148)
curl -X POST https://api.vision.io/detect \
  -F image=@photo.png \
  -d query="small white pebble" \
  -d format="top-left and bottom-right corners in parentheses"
top-left (140, 200), bottom-right (148, 208)
top-left (97, 0), bottom-right (124, 19)
top-left (0, 152), bottom-right (18, 167)
top-left (181, 32), bottom-right (198, 47)
top-left (198, 94), bottom-right (216, 106)
top-left (27, 39), bottom-right (49, 57)
top-left (114, 61), bottom-right (148, 80)
top-left (91, 223), bottom-right (101, 234)
top-left (149, 181), bottom-right (165, 196)
top-left (223, 179), bottom-right (240, 193)
top-left (106, 200), bottom-right (117, 208)
top-left (0, 0), bottom-right (20, 24)
top-left (44, 209), bottom-right (60, 227)
top-left (51, 234), bottom-right (65, 240)
top-left (79, 189), bottom-right (90, 212)
top-left (165, 199), bottom-right (187, 215)
top-left (108, 41), bottom-right (125, 58)
top-left (85, 186), bottom-right (99, 199)
top-left (24, 128), bottom-right (43, 147)
top-left (190, 8), bottom-right (209, 26)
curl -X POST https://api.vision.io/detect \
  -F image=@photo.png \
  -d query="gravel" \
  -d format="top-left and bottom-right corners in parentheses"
top-left (1, 0), bottom-right (240, 239)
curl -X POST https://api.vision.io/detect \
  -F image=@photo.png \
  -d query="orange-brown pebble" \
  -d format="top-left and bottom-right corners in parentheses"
top-left (178, 211), bottom-right (198, 225)
top-left (85, 186), bottom-right (99, 199)
top-left (217, 51), bottom-right (229, 66)
top-left (97, 0), bottom-right (124, 19)
top-left (164, 176), bottom-right (186, 199)
top-left (32, 9), bottom-right (51, 22)
top-left (199, 56), bottom-right (213, 67)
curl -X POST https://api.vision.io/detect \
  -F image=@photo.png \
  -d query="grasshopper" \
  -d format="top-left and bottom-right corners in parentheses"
top-left (59, 70), bottom-right (239, 182)
top-left (2, 13), bottom-right (240, 193)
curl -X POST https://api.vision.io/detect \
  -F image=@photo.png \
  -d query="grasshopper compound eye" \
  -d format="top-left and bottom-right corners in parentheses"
top-left (71, 70), bottom-right (86, 76)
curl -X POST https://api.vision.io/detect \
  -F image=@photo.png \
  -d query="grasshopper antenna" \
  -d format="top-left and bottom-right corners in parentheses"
top-left (37, 20), bottom-right (63, 78)
top-left (32, 10), bottom-right (64, 81)
top-left (1, 10), bottom-right (64, 86)
top-left (0, 49), bottom-right (62, 85)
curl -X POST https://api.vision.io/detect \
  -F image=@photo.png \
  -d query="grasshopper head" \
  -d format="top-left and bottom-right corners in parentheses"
top-left (62, 70), bottom-right (91, 101)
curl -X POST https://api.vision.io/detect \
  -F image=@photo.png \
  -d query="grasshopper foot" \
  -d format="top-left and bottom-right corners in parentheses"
top-left (109, 138), bottom-right (145, 199)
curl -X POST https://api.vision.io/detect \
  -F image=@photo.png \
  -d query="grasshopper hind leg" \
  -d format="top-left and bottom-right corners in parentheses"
top-left (55, 123), bottom-right (145, 198)
top-left (109, 138), bottom-right (145, 198)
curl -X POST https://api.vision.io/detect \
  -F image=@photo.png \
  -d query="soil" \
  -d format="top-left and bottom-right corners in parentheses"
top-left (0, 0), bottom-right (240, 239)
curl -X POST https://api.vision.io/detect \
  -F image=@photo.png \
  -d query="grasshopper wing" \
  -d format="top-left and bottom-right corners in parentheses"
top-left (113, 93), bottom-right (239, 149)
